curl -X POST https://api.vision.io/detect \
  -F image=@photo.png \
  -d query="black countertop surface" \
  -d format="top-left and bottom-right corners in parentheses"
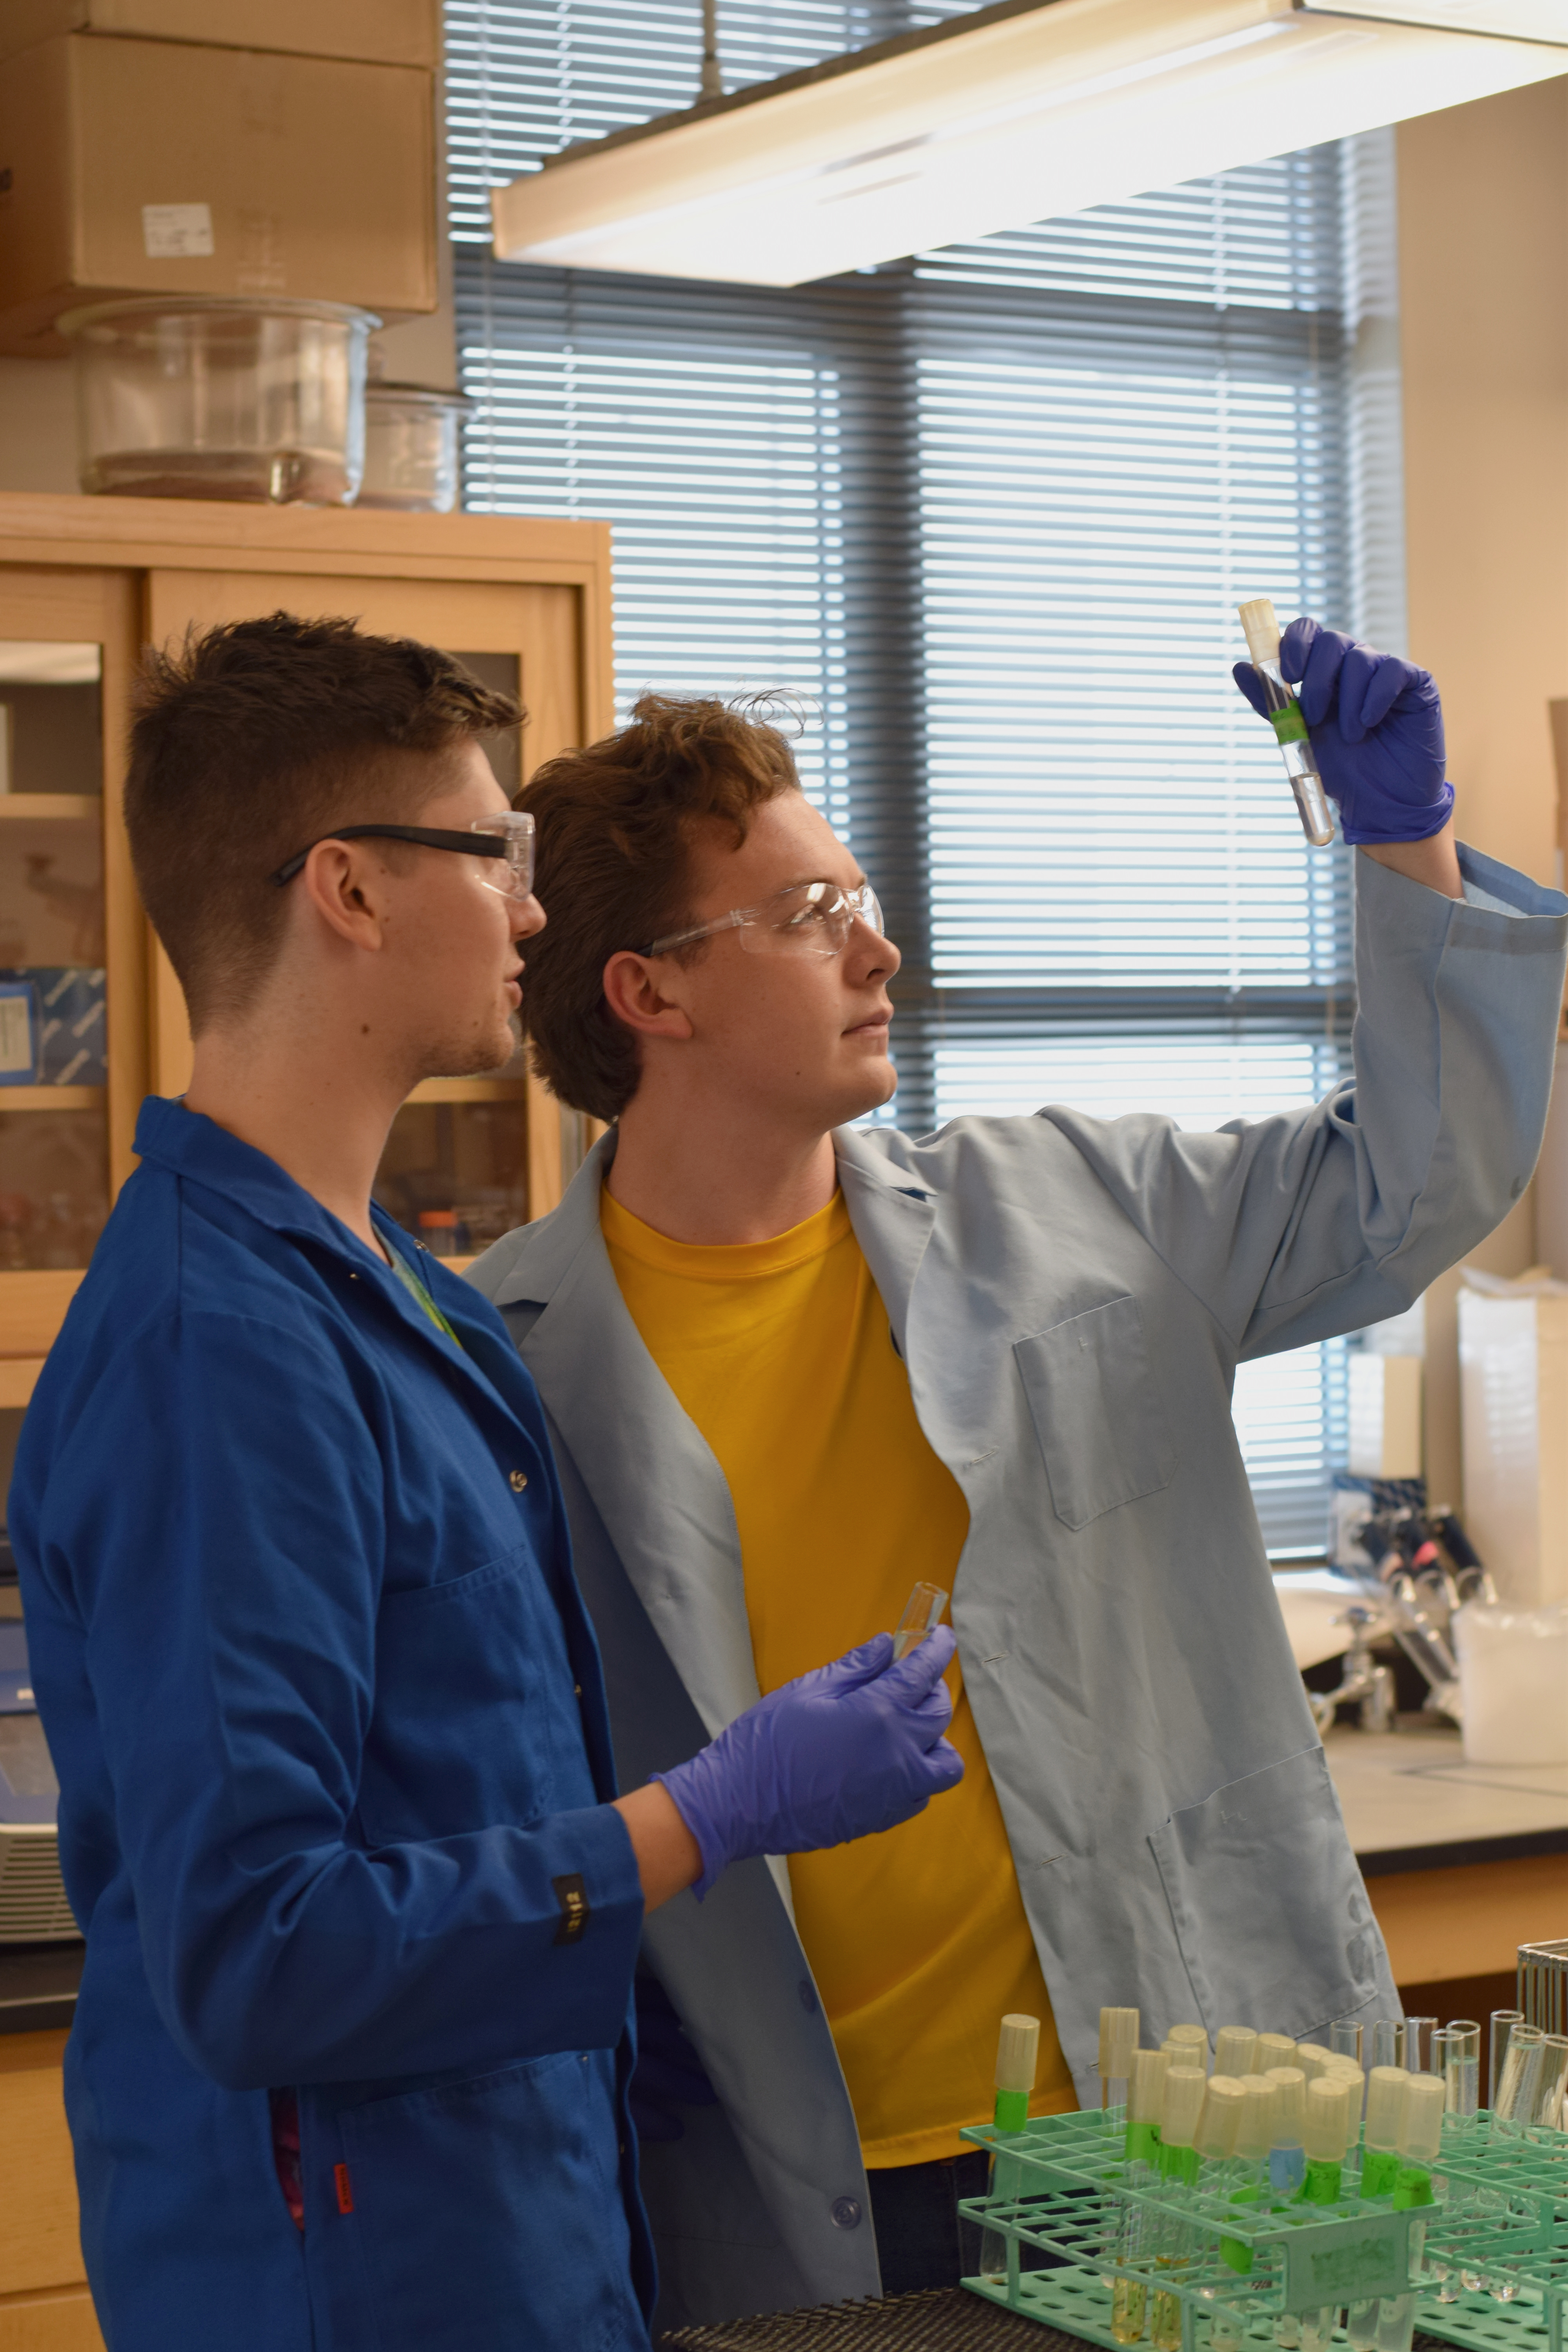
top-left (0, 1940), bottom-right (82, 2033)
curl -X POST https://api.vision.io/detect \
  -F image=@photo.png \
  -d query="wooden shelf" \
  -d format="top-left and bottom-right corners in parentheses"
top-left (404, 1076), bottom-right (528, 1105)
top-left (0, 1088), bottom-right (105, 1114)
top-left (0, 797), bottom-right (99, 823)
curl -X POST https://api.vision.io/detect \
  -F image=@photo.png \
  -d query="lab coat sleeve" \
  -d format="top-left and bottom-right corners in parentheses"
top-left (1035, 844), bottom-right (1568, 1358)
top-left (32, 1306), bottom-right (644, 2092)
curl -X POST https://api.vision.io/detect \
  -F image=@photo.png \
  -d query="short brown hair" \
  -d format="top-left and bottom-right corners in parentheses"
top-left (520, 692), bottom-right (801, 1120)
top-left (127, 612), bottom-right (523, 1029)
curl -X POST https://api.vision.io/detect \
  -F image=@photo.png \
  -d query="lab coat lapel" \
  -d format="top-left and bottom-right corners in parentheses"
top-left (492, 1147), bottom-right (762, 1739)
top-left (832, 1125), bottom-right (937, 1356)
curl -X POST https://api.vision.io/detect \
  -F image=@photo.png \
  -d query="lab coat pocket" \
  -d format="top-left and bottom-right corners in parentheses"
top-left (1014, 1296), bottom-right (1178, 1530)
top-left (1149, 1746), bottom-right (1382, 2037)
top-left (328, 2049), bottom-right (637, 2352)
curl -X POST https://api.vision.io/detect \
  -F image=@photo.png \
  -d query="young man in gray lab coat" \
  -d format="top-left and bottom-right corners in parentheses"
top-left (469, 621), bottom-right (1568, 2329)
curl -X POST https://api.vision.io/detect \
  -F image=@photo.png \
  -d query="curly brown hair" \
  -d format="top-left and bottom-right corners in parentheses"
top-left (519, 691), bottom-right (802, 1121)
top-left (127, 612), bottom-right (523, 1030)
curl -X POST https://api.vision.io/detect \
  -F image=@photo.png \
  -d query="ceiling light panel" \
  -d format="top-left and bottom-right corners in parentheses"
top-left (490, 0), bottom-right (1568, 287)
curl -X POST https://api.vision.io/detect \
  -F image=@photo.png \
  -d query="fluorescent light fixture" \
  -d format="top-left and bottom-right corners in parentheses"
top-left (491, 0), bottom-right (1568, 287)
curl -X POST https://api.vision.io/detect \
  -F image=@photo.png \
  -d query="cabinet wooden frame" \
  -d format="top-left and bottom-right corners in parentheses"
top-left (0, 494), bottom-right (615, 1393)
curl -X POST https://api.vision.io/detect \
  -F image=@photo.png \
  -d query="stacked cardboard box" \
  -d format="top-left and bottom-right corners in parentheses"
top-left (0, 0), bottom-right (440, 354)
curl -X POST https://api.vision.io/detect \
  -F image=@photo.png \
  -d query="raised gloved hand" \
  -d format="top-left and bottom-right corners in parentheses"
top-left (628, 1972), bottom-right (719, 2145)
top-left (653, 1628), bottom-right (963, 1899)
top-left (1232, 617), bottom-right (1453, 846)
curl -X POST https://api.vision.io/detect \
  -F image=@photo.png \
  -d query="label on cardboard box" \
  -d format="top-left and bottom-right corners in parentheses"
top-left (142, 201), bottom-right (213, 258)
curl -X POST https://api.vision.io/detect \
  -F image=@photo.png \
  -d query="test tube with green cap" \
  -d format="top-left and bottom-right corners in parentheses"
top-left (1236, 598), bottom-right (1335, 848)
top-left (1219, 2076), bottom-right (1275, 2280)
top-left (1359, 2067), bottom-right (1409, 2201)
top-left (1150, 2067), bottom-right (1208, 2352)
top-left (1372, 2074), bottom-right (1445, 2352)
top-left (1111, 2048), bottom-right (1171, 2345)
top-left (1297, 2079), bottom-right (1353, 2352)
top-left (1100, 2007), bottom-right (1138, 2128)
top-left (978, 2012), bottom-right (1038, 2284)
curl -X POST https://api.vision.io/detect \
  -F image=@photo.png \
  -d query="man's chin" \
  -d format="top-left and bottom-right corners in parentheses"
top-left (414, 1029), bottom-right (519, 1085)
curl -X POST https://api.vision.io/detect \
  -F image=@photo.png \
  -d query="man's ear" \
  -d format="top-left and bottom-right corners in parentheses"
top-left (602, 950), bottom-right (696, 1042)
top-left (297, 841), bottom-right (395, 954)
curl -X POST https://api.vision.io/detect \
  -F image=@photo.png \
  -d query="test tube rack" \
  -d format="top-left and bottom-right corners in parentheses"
top-left (955, 2107), bottom-right (1568, 2352)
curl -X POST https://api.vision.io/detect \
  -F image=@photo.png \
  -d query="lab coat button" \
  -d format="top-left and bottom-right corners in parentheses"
top-left (797, 1979), bottom-right (818, 2014)
top-left (509, 1469), bottom-right (528, 1492)
top-left (831, 2196), bottom-right (862, 2230)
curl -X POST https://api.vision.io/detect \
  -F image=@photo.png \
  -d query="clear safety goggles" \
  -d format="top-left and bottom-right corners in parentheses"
top-left (642, 878), bottom-right (885, 961)
top-left (270, 811), bottom-right (536, 900)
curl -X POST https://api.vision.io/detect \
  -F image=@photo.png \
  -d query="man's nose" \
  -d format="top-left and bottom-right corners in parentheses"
top-left (513, 890), bottom-right (546, 939)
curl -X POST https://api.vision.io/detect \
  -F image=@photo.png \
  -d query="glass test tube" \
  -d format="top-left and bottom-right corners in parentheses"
top-left (1492, 2026), bottom-right (1544, 2136)
top-left (1532, 2035), bottom-right (1568, 2129)
top-left (891, 1581), bottom-right (949, 1661)
top-left (1441, 2023), bottom-right (1480, 2125)
top-left (1398, 2018), bottom-right (1437, 2075)
top-left (1369, 2020), bottom-right (1401, 2072)
top-left (1330, 2020), bottom-right (1363, 2066)
top-left (1236, 597), bottom-right (1336, 848)
top-left (1489, 2011), bottom-right (1524, 2111)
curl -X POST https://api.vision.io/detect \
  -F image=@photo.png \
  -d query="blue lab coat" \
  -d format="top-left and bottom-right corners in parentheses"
top-left (9, 1098), bottom-right (655, 2352)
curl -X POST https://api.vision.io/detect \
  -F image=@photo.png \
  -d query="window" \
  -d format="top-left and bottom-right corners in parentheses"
top-left (445, 4), bottom-right (1405, 1553)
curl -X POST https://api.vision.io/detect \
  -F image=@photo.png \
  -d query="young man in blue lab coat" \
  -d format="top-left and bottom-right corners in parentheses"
top-left (469, 622), bottom-right (1568, 2328)
top-left (7, 615), bottom-right (964, 2352)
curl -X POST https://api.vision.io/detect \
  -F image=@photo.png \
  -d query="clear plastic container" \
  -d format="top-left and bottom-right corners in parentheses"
top-left (58, 297), bottom-right (378, 505)
top-left (358, 384), bottom-right (469, 512)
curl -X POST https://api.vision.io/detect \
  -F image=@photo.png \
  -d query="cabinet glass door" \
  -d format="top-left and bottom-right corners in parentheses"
top-left (0, 642), bottom-right (109, 1274)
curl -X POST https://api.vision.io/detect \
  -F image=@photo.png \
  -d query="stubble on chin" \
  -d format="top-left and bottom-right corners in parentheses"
top-left (413, 1014), bottom-right (522, 1085)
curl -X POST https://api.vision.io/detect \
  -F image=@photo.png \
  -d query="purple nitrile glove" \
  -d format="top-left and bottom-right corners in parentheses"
top-left (628, 1972), bottom-right (719, 2145)
top-left (653, 1627), bottom-right (964, 1900)
top-left (1232, 616), bottom-right (1454, 847)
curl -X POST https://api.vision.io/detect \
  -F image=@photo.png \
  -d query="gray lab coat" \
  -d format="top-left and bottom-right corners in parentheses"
top-left (468, 844), bottom-right (1568, 2330)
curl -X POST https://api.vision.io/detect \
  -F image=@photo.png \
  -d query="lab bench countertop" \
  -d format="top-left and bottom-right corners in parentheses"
top-left (1323, 1722), bottom-right (1568, 1875)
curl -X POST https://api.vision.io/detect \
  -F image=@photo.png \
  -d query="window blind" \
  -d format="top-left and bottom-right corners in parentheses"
top-left (446, 5), bottom-right (1400, 1552)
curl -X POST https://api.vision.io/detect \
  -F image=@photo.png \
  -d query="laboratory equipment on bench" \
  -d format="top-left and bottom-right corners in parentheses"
top-left (0, 1618), bottom-right (77, 1941)
top-left (1236, 599), bottom-right (1336, 849)
top-left (958, 2000), bottom-right (1568, 2352)
top-left (891, 1581), bottom-right (948, 1661)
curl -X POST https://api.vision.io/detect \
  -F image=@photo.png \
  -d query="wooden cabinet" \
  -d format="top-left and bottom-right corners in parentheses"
top-left (0, 494), bottom-right (614, 1388)
top-left (0, 2031), bottom-right (102, 2349)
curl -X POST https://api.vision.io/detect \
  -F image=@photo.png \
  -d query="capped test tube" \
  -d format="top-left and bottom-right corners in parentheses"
top-left (1236, 597), bottom-right (1336, 848)
top-left (892, 1581), bottom-right (949, 1660)
top-left (1253, 2033), bottom-right (1298, 2073)
top-left (1099, 2006), bottom-right (1138, 2123)
top-left (1215, 2025), bottom-right (1258, 2078)
top-left (1164, 2022), bottom-right (1210, 2071)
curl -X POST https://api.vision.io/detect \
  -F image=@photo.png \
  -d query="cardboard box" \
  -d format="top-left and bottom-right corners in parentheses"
top-left (0, 35), bottom-right (437, 352)
top-left (0, 0), bottom-right (439, 70)
top-left (1458, 1281), bottom-right (1568, 1608)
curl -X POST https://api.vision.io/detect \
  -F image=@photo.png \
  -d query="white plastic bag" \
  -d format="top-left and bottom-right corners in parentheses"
top-left (1453, 1601), bottom-right (1568, 1765)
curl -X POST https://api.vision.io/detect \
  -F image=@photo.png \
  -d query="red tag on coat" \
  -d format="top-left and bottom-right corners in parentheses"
top-left (334, 2163), bottom-right (355, 2215)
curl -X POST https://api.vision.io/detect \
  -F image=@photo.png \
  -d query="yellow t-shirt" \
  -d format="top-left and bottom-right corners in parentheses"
top-left (601, 1183), bottom-right (1076, 2165)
